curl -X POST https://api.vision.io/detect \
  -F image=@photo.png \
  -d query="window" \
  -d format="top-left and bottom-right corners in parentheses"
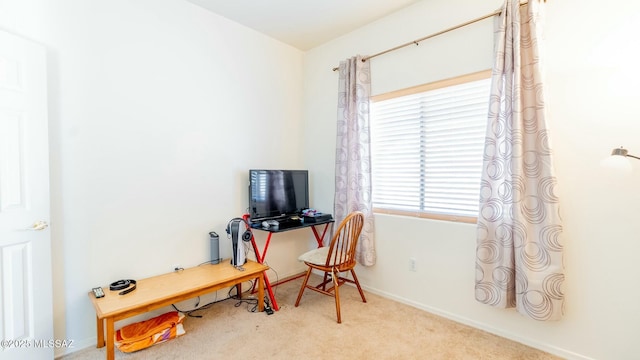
top-left (370, 70), bottom-right (491, 223)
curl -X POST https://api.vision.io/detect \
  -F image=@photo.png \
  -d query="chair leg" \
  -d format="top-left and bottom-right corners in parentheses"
top-left (332, 268), bottom-right (342, 324)
top-left (322, 271), bottom-right (330, 291)
top-left (350, 269), bottom-right (367, 303)
top-left (295, 267), bottom-right (313, 307)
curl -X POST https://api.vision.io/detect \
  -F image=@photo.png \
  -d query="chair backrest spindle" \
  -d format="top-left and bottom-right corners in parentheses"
top-left (325, 212), bottom-right (365, 270)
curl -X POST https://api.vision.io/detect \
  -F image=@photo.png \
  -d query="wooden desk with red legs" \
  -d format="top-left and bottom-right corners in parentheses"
top-left (243, 214), bottom-right (334, 311)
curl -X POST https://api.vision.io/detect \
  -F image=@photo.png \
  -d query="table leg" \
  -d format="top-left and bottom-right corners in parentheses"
top-left (96, 316), bottom-right (104, 348)
top-left (106, 317), bottom-right (115, 360)
top-left (258, 272), bottom-right (265, 312)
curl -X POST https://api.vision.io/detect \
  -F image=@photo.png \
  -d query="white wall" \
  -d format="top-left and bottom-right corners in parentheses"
top-left (303, 0), bottom-right (640, 359)
top-left (3, 0), bottom-right (639, 358)
top-left (0, 0), bottom-right (309, 357)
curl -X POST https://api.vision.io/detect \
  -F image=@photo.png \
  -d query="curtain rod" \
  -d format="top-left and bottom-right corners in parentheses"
top-left (332, 0), bottom-right (534, 72)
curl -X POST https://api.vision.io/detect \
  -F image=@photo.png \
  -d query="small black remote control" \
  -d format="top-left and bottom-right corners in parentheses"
top-left (92, 287), bottom-right (105, 298)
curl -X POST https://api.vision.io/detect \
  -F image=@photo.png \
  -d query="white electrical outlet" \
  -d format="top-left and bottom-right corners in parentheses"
top-left (409, 258), bottom-right (416, 272)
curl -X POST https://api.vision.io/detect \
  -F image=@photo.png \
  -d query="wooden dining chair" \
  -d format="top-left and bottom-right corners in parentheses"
top-left (294, 211), bottom-right (367, 323)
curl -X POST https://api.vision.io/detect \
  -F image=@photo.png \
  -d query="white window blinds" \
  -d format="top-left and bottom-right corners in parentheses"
top-left (370, 76), bottom-right (491, 220)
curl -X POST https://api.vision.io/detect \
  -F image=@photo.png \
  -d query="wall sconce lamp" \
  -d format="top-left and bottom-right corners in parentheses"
top-left (610, 147), bottom-right (640, 160)
top-left (601, 146), bottom-right (639, 172)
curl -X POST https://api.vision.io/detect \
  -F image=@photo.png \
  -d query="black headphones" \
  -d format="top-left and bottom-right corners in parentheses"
top-left (226, 218), bottom-right (252, 242)
top-left (109, 279), bottom-right (137, 295)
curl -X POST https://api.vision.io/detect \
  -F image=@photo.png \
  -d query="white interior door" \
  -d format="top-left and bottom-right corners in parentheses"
top-left (0, 30), bottom-right (53, 359)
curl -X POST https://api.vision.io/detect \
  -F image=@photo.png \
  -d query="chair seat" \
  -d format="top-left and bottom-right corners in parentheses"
top-left (298, 247), bottom-right (331, 266)
top-left (298, 247), bottom-right (347, 267)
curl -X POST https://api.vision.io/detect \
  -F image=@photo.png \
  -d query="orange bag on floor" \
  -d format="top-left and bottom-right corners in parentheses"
top-left (115, 311), bottom-right (185, 353)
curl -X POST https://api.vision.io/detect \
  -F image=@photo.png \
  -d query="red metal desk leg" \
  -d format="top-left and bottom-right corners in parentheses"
top-left (262, 272), bottom-right (279, 311)
top-left (250, 231), bottom-right (279, 311)
top-left (247, 220), bottom-right (332, 312)
top-left (311, 223), bottom-right (331, 247)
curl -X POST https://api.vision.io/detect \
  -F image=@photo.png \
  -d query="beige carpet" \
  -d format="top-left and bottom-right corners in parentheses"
top-left (63, 275), bottom-right (562, 360)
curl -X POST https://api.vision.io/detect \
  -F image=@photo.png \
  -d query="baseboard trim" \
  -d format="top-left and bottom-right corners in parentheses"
top-left (360, 284), bottom-right (593, 360)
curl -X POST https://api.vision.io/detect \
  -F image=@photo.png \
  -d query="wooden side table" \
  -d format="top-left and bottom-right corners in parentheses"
top-left (88, 260), bottom-right (268, 360)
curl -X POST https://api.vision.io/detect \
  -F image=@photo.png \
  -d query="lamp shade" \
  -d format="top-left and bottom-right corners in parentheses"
top-left (601, 148), bottom-right (633, 172)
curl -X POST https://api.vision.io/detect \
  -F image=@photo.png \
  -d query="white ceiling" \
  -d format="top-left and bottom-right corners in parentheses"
top-left (186, 0), bottom-right (422, 50)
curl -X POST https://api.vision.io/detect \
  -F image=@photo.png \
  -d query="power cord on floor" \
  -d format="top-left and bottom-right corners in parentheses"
top-left (172, 278), bottom-right (258, 317)
top-left (230, 279), bottom-right (261, 313)
top-left (171, 261), bottom-right (278, 317)
top-left (234, 297), bottom-right (259, 312)
top-left (172, 296), bottom-right (227, 318)
top-left (264, 296), bottom-right (274, 315)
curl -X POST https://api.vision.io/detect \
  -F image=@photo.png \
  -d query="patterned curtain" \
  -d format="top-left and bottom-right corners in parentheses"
top-left (475, 0), bottom-right (564, 320)
top-left (334, 55), bottom-right (376, 266)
